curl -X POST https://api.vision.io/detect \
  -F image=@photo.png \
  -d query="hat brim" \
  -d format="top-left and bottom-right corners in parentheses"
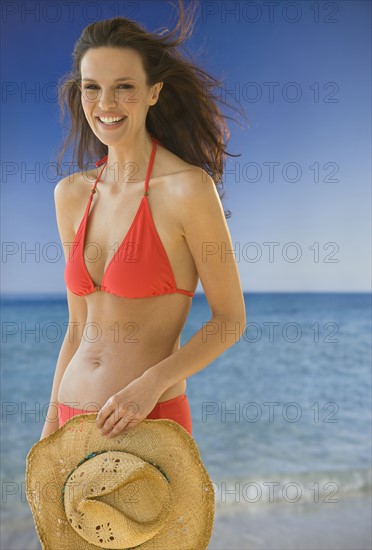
top-left (26, 414), bottom-right (215, 549)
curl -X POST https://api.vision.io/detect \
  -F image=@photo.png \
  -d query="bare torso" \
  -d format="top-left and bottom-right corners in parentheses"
top-left (58, 144), bottom-right (198, 410)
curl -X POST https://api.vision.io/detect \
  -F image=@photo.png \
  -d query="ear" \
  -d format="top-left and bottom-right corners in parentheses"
top-left (150, 82), bottom-right (164, 105)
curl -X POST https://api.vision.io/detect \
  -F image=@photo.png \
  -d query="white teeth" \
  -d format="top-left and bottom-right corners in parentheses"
top-left (99, 116), bottom-right (125, 124)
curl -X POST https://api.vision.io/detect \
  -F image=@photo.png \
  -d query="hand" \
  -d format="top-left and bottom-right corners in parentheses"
top-left (95, 374), bottom-right (162, 438)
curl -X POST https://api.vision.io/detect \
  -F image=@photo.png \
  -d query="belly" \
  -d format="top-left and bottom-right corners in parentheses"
top-left (57, 316), bottom-right (187, 409)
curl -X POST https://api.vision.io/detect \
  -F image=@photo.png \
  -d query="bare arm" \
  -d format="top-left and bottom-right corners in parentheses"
top-left (40, 177), bottom-right (87, 440)
top-left (143, 167), bottom-right (246, 393)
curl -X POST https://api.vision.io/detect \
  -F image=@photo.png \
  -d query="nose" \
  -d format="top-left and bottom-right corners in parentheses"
top-left (98, 87), bottom-right (118, 109)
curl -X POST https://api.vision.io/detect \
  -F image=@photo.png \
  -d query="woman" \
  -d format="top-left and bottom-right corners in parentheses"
top-left (41, 3), bottom-right (246, 441)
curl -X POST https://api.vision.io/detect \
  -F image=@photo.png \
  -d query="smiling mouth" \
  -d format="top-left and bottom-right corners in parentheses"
top-left (96, 116), bottom-right (127, 127)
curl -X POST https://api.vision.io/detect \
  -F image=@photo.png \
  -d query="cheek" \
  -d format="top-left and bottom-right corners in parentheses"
top-left (81, 105), bottom-right (99, 135)
top-left (81, 98), bottom-right (93, 114)
top-left (125, 89), bottom-right (146, 111)
top-left (81, 102), bottom-right (97, 127)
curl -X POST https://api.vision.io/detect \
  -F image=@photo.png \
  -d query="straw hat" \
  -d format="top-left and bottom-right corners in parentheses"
top-left (26, 413), bottom-right (215, 549)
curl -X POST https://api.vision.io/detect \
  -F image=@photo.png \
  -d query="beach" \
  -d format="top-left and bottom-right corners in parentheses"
top-left (2, 494), bottom-right (371, 549)
top-left (209, 494), bottom-right (372, 549)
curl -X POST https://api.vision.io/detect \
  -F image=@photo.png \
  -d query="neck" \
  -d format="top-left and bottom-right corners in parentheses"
top-left (103, 132), bottom-right (155, 188)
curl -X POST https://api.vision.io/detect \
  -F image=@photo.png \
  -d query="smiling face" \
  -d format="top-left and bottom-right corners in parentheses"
top-left (79, 46), bottom-right (163, 143)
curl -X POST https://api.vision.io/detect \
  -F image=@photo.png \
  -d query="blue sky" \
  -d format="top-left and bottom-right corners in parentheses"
top-left (1, 0), bottom-right (371, 295)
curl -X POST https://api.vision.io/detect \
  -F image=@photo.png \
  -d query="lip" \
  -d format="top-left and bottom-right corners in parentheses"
top-left (96, 116), bottom-right (127, 130)
top-left (95, 114), bottom-right (126, 118)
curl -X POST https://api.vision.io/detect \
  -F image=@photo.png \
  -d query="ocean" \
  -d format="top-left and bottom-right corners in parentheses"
top-left (1, 292), bottom-right (371, 549)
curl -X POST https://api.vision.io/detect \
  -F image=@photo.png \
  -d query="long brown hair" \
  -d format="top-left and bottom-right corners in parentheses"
top-left (54, 0), bottom-right (248, 218)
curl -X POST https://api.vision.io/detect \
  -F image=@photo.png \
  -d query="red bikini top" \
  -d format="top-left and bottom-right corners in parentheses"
top-left (64, 136), bottom-right (194, 299)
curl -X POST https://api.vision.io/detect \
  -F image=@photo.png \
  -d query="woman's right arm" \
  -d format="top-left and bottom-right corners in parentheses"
top-left (39, 176), bottom-right (87, 440)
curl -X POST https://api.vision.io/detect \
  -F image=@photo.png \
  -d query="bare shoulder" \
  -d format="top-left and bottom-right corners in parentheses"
top-left (170, 163), bottom-right (222, 215)
top-left (157, 147), bottom-right (224, 240)
top-left (54, 167), bottom-right (98, 200)
top-left (54, 167), bottom-right (99, 263)
top-left (160, 146), bottom-right (218, 203)
top-left (177, 165), bottom-right (217, 200)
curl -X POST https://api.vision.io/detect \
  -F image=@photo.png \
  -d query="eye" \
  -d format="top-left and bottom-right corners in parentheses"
top-left (82, 84), bottom-right (133, 90)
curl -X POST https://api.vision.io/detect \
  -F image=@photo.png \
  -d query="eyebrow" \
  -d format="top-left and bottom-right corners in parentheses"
top-left (81, 77), bottom-right (135, 82)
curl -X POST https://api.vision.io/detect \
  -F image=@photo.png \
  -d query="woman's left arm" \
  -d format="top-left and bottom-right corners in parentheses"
top-left (96, 168), bottom-right (247, 437)
top-left (144, 167), bottom-right (247, 394)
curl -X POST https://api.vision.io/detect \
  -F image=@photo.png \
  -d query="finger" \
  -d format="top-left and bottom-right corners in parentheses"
top-left (96, 398), bottom-right (119, 428)
top-left (95, 409), bottom-right (109, 429)
top-left (95, 409), bottom-right (105, 428)
top-left (97, 407), bottom-right (119, 432)
top-left (100, 407), bottom-right (131, 435)
top-left (104, 415), bottom-right (131, 437)
top-left (98, 400), bottom-right (138, 433)
top-left (108, 403), bottom-right (137, 427)
top-left (107, 416), bottom-right (142, 438)
top-left (101, 411), bottom-right (133, 435)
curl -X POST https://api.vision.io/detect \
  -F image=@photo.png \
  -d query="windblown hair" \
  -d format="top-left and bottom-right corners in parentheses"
top-left (54, 0), bottom-right (248, 218)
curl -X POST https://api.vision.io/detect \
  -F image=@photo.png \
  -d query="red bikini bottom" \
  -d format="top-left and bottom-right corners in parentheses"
top-left (57, 393), bottom-right (192, 435)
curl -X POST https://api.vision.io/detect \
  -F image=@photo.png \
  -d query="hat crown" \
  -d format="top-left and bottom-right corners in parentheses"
top-left (64, 451), bottom-right (173, 548)
top-left (26, 416), bottom-right (215, 549)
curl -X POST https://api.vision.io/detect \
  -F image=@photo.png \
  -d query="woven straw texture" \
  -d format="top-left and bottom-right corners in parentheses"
top-left (26, 414), bottom-right (215, 549)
